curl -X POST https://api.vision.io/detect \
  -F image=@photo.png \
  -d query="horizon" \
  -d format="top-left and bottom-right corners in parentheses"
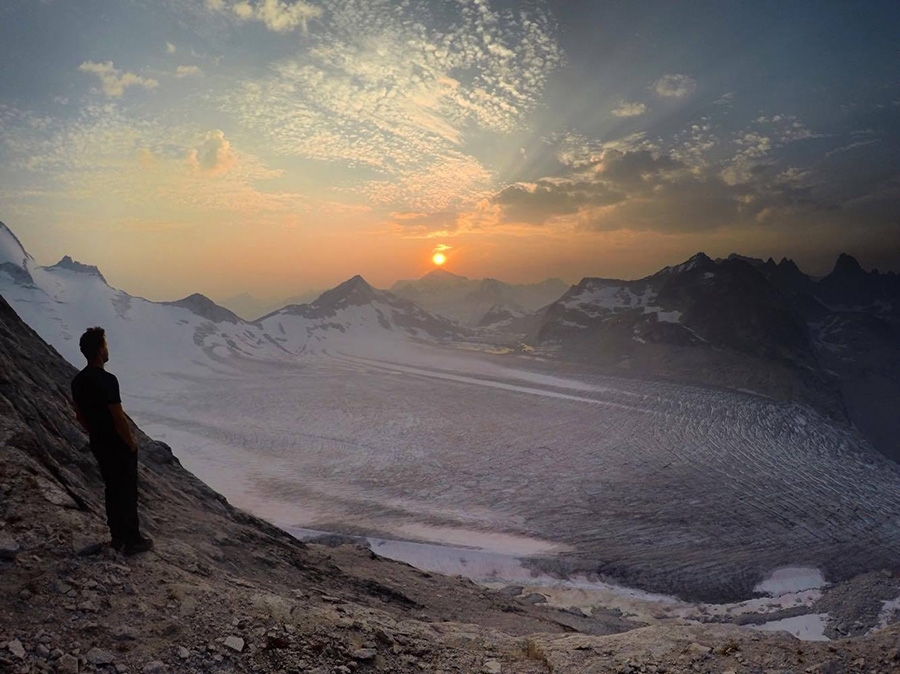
top-left (2, 1), bottom-right (899, 302)
top-left (2, 219), bottom-right (889, 311)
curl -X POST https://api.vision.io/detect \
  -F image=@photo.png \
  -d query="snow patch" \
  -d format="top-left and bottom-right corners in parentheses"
top-left (754, 567), bottom-right (827, 596)
top-left (752, 613), bottom-right (830, 642)
top-left (874, 595), bottom-right (900, 631)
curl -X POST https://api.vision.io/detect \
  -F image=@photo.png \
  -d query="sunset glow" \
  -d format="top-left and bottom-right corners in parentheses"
top-left (432, 253), bottom-right (447, 267)
top-left (0, 1), bottom-right (897, 304)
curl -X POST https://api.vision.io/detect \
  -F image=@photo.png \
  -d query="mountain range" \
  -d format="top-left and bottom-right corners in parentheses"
top-left (390, 269), bottom-right (568, 325)
top-left (529, 252), bottom-right (899, 460)
top-left (0, 222), bottom-right (463, 385)
top-left (4, 257), bottom-right (900, 673)
top-left (1, 220), bottom-right (897, 460)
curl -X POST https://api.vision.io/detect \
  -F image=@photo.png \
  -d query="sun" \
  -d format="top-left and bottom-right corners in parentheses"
top-left (432, 252), bottom-right (447, 266)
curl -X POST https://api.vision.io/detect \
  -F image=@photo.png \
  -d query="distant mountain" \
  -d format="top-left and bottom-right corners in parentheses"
top-left (391, 269), bottom-right (568, 325)
top-left (534, 251), bottom-right (900, 461)
top-left (258, 275), bottom-right (466, 354)
top-left (219, 289), bottom-right (324, 322)
top-left (162, 293), bottom-right (243, 324)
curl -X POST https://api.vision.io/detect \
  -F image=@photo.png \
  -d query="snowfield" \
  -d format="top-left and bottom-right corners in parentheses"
top-left (131, 342), bottom-right (900, 601)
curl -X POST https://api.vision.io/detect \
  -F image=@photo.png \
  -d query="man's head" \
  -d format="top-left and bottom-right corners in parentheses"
top-left (79, 327), bottom-right (109, 364)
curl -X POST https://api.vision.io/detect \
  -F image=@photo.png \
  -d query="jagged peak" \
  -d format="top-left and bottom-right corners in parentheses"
top-left (725, 253), bottom-right (766, 267)
top-left (311, 274), bottom-right (380, 310)
top-left (664, 252), bottom-right (714, 274)
top-left (832, 253), bottom-right (864, 276)
top-left (47, 255), bottom-right (108, 283)
top-left (336, 274), bottom-right (376, 293)
top-left (776, 257), bottom-right (802, 274)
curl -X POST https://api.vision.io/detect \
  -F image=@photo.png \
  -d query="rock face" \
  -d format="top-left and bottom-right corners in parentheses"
top-left (47, 255), bottom-right (108, 284)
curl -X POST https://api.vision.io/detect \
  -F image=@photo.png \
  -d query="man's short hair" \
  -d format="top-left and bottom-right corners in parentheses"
top-left (79, 327), bottom-right (106, 361)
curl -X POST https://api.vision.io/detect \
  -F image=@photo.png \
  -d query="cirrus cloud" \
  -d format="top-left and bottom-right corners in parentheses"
top-left (228, 0), bottom-right (562, 211)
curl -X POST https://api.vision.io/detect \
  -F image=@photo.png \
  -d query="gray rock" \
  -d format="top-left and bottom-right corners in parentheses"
top-left (111, 626), bottom-right (138, 641)
top-left (7, 639), bottom-right (26, 659)
top-left (483, 660), bottom-right (502, 673)
top-left (86, 647), bottom-right (116, 665)
top-left (0, 534), bottom-right (20, 560)
top-left (688, 642), bottom-right (711, 657)
top-left (146, 440), bottom-right (176, 465)
top-left (76, 541), bottom-right (105, 557)
top-left (36, 644), bottom-right (50, 658)
top-left (177, 646), bottom-right (190, 659)
top-left (519, 593), bottom-right (547, 605)
top-left (36, 475), bottom-right (76, 507)
top-left (223, 636), bottom-right (244, 653)
top-left (57, 653), bottom-right (79, 673)
top-left (142, 660), bottom-right (167, 673)
top-left (351, 648), bottom-right (377, 661)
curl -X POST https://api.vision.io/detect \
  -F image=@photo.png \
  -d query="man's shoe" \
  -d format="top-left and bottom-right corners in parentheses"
top-left (123, 536), bottom-right (154, 556)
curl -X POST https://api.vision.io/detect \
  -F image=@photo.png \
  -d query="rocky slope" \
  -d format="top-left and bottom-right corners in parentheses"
top-left (3, 297), bottom-right (900, 672)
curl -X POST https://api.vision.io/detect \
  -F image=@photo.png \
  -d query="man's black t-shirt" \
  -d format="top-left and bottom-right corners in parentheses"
top-left (72, 366), bottom-right (125, 449)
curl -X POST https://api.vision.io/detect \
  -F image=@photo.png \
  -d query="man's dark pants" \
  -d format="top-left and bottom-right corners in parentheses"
top-left (91, 444), bottom-right (141, 544)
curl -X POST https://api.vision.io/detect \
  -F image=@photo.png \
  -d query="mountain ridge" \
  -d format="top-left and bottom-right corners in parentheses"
top-left (534, 251), bottom-right (900, 460)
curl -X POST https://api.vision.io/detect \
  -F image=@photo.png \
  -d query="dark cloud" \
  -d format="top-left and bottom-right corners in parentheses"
top-left (596, 149), bottom-right (684, 187)
top-left (492, 148), bottom-right (835, 234)
top-left (493, 180), bottom-right (625, 224)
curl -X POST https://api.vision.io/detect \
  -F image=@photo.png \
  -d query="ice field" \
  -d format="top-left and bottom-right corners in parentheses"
top-left (131, 342), bottom-right (900, 602)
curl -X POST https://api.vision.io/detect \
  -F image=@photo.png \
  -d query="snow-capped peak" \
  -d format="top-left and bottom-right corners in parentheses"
top-left (312, 275), bottom-right (379, 311)
top-left (47, 255), bottom-right (108, 284)
top-left (0, 221), bottom-right (35, 285)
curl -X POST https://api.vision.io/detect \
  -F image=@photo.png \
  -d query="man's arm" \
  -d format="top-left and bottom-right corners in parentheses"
top-left (109, 403), bottom-right (138, 453)
top-left (73, 401), bottom-right (89, 433)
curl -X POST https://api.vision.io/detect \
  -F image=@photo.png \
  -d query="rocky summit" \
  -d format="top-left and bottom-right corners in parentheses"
top-left (1, 293), bottom-right (900, 673)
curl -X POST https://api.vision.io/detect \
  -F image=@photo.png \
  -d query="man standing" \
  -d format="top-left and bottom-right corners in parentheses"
top-left (71, 327), bottom-right (152, 555)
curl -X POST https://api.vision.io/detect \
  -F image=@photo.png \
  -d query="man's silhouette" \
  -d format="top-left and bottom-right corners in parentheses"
top-left (71, 327), bottom-right (152, 555)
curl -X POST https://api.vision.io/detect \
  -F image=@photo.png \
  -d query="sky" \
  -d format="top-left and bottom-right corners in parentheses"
top-left (1, 0), bottom-right (899, 303)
